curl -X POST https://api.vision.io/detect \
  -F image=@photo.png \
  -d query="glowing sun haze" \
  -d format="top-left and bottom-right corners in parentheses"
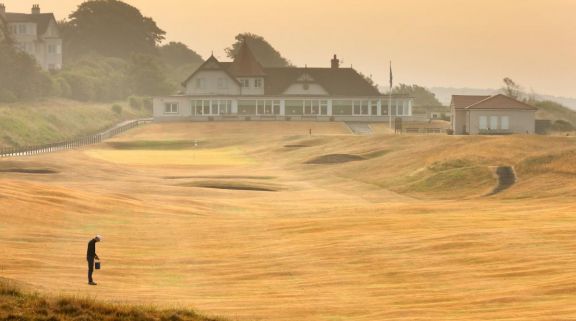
top-left (3, 0), bottom-right (575, 97)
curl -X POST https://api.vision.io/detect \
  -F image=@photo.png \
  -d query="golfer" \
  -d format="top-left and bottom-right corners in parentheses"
top-left (87, 235), bottom-right (102, 285)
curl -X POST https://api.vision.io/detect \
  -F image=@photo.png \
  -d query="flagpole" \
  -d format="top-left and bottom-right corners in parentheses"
top-left (388, 61), bottom-right (393, 131)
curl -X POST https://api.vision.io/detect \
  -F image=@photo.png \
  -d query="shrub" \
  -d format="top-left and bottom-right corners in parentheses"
top-left (0, 89), bottom-right (18, 103)
top-left (112, 104), bottom-right (123, 116)
top-left (129, 96), bottom-right (142, 110)
top-left (552, 120), bottom-right (574, 132)
top-left (142, 97), bottom-right (153, 112)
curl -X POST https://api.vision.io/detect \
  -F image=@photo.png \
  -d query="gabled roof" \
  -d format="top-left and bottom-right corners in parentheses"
top-left (181, 44), bottom-right (381, 97)
top-left (465, 94), bottom-right (538, 110)
top-left (263, 67), bottom-right (380, 96)
top-left (227, 41), bottom-right (266, 77)
top-left (4, 12), bottom-right (57, 36)
top-left (451, 95), bottom-right (490, 109)
top-left (182, 55), bottom-right (240, 86)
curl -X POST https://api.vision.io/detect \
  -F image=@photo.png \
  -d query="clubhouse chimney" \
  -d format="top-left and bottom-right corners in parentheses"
top-left (0, 4), bottom-right (6, 18)
top-left (331, 54), bottom-right (340, 69)
top-left (31, 4), bottom-right (40, 15)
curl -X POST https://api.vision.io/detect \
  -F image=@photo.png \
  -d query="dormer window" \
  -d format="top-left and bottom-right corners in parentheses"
top-left (254, 79), bottom-right (262, 88)
top-left (240, 79), bottom-right (250, 88)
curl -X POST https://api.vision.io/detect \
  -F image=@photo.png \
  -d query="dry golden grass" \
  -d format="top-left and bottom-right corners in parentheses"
top-left (84, 148), bottom-right (255, 166)
top-left (1, 122), bottom-right (576, 321)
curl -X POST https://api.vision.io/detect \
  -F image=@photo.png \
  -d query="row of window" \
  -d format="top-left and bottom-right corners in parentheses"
top-left (164, 99), bottom-right (411, 116)
top-left (14, 43), bottom-right (61, 55)
top-left (479, 116), bottom-right (510, 130)
top-left (165, 100), bottom-right (234, 115)
top-left (240, 78), bottom-right (263, 88)
top-left (195, 78), bottom-right (230, 90)
top-left (192, 100), bottom-right (233, 115)
top-left (194, 78), bottom-right (264, 90)
top-left (9, 24), bottom-right (34, 35)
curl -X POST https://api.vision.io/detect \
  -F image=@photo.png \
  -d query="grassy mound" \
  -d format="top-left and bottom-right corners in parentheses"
top-left (0, 279), bottom-right (223, 321)
top-left (401, 165), bottom-right (495, 197)
top-left (517, 149), bottom-right (576, 176)
top-left (0, 99), bottom-right (150, 148)
top-left (535, 100), bottom-right (576, 126)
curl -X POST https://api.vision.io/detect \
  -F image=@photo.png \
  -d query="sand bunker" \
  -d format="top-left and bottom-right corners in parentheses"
top-left (164, 175), bottom-right (275, 180)
top-left (284, 144), bottom-right (310, 148)
top-left (0, 168), bottom-right (58, 174)
top-left (179, 181), bottom-right (279, 192)
top-left (305, 154), bottom-right (366, 164)
top-left (487, 166), bottom-right (516, 196)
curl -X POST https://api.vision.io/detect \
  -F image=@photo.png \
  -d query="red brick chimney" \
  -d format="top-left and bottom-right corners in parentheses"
top-left (31, 4), bottom-right (40, 15)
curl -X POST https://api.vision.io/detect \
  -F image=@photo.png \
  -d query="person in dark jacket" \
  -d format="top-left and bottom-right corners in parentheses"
top-left (87, 235), bottom-right (102, 285)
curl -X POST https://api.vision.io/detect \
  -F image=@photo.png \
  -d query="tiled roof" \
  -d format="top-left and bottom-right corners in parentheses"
top-left (465, 94), bottom-right (538, 110)
top-left (182, 44), bottom-right (381, 97)
top-left (182, 55), bottom-right (240, 86)
top-left (4, 12), bottom-right (56, 36)
top-left (263, 67), bottom-right (381, 96)
top-left (451, 95), bottom-right (490, 109)
top-left (227, 41), bottom-right (266, 77)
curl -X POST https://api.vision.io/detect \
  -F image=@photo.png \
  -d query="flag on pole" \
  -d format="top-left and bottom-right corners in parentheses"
top-left (389, 61), bottom-right (393, 89)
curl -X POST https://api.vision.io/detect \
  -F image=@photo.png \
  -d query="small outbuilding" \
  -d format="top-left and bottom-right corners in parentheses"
top-left (451, 94), bottom-right (537, 135)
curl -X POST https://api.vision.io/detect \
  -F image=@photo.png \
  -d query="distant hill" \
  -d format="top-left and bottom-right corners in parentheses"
top-left (430, 87), bottom-right (576, 110)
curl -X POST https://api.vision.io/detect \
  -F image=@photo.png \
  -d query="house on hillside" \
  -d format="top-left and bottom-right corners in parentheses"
top-left (0, 4), bottom-right (62, 70)
top-left (451, 94), bottom-right (537, 135)
top-left (153, 43), bottom-right (413, 122)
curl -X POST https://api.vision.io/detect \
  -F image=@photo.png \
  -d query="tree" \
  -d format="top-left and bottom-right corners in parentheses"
top-left (502, 77), bottom-right (523, 99)
top-left (0, 44), bottom-right (53, 101)
top-left (393, 84), bottom-right (442, 107)
top-left (62, 0), bottom-right (165, 60)
top-left (225, 33), bottom-right (291, 67)
top-left (0, 18), bottom-right (9, 44)
top-left (159, 42), bottom-right (203, 67)
top-left (58, 54), bottom-right (130, 101)
top-left (127, 54), bottom-right (173, 96)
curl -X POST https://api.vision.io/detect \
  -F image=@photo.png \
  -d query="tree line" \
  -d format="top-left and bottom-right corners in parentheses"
top-left (0, 0), bottom-right (290, 103)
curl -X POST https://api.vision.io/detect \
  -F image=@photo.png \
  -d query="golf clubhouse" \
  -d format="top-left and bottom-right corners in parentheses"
top-left (153, 43), bottom-right (413, 122)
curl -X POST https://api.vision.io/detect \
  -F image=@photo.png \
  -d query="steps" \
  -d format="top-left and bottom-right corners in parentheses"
top-left (346, 122), bottom-right (373, 135)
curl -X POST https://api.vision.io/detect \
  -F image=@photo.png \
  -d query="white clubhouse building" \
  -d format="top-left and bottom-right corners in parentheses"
top-left (154, 43), bottom-right (413, 122)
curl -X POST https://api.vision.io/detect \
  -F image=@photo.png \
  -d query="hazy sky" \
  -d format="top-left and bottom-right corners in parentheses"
top-left (3, 0), bottom-right (575, 97)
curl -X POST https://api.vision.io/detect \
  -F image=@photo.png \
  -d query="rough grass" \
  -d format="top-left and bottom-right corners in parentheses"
top-left (0, 98), bottom-right (150, 148)
top-left (401, 166), bottom-right (495, 197)
top-left (0, 279), bottom-right (223, 321)
top-left (4, 125), bottom-right (576, 321)
top-left (517, 149), bottom-right (576, 176)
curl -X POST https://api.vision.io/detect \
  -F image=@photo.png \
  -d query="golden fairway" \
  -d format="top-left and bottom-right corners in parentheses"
top-left (1, 122), bottom-right (576, 321)
top-left (84, 148), bottom-right (255, 166)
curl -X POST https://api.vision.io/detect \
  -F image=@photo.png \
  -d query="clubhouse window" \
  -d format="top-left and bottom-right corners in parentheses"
top-left (164, 103), bottom-right (179, 114)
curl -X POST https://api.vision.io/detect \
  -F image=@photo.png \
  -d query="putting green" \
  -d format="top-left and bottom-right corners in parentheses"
top-left (84, 147), bottom-right (254, 166)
